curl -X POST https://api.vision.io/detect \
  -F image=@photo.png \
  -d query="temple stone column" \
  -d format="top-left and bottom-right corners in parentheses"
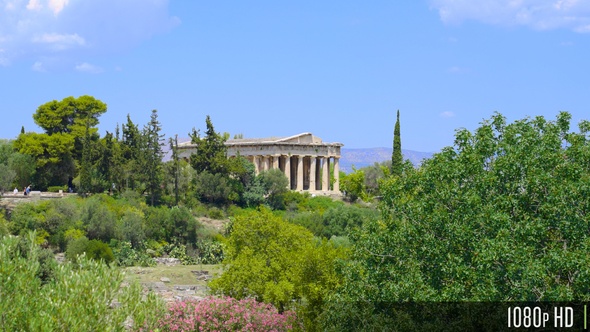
top-left (333, 157), bottom-right (340, 192)
top-left (322, 157), bottom-right (329, 191)
top-left (315, 157), bottom-right (321, 191)
top-left (283, 156), bottom-right (291, 189)
top-left (263, 156), bottom-right (270, 171)
top-left (309, 156), bottom-right (316, 192)
top-left (253, 156), bottom-right (260, 175)
top-left (272, 155), bottom-right (279, 170)
top-left (296, 155), bottom-right (304, 191)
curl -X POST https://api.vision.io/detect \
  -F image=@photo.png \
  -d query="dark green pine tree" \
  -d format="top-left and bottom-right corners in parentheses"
top-left (391, 110), bottom-right (403, 176)
top-left (121, 115), bottom-right (141, 190)
top-left (20, 126), bottom-right (25, 134)
top-left (143, 109), bottom-right (165, 205)
top-left (189, 115), bottom-right (229, 175)
top-left (79, 121), bottom-right (93, 195)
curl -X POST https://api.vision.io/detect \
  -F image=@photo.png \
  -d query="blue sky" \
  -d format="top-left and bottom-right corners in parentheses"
top-left (1, 0), bottom-right (589, 152)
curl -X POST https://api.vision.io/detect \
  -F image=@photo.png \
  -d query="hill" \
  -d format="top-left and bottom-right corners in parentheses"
top-left (339, 147), bottom-right (433, 173)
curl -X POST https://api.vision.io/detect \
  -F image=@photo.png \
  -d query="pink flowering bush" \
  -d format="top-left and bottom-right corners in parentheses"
top-left (156, 296), bottom-right (299, 331)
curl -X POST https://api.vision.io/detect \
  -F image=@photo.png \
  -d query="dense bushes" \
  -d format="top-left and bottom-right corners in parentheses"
top-left (5, 194), bottom-right (226, 266)
top-left (210, 208), bottom-right (348, 330)
top-left (0, 233), bottom-right (164, 330)
top-left (284, 203), bottom-right (379, 239)
top-left (66, 237), bottom-right (114, 265)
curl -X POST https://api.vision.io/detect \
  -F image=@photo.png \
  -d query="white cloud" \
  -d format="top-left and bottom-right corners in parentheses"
top-left (32, 32), bottom-right (85, 50)
top-left (48, 0), bottom-right (67, 15)
top-left (0, 0), bottom-right (179, 70)
top-left (26, 0), bottom-right (42, 11)
top-left (75, 62), bottom-right (102, 74)
top-left (431, 0), bottom-right (590, 32)
top-left (440, 111), bottom-right (455, 118)
top-left (448, 66), bottom-right (463, 73)
top-left (31, 60), bottom-right (45, 71)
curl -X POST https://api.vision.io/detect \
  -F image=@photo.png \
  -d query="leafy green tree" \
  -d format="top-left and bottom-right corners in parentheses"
top-left (259, 168), bottom-right (289, 209)
top-left (169, 206), bottom-right (199, 244)
top-left (0, 164), bottom-right (16, 194)
top-left (324, 112), bottom-right (590, 328)
top-left (339, 167), bottom-right (366, 202)
top-left (210, 208), bottom-right (346, 318)
top-left (391, 110), bottom-right (402, 176)
top-left (14, 132), bottom-right (76, 189)
top-left (13, 96), bottom-right (107, 190)
top-left (8, 152), bottom-right (36, 189)
top-left (0, 140), bottom-right (13, 165)
top-left (209, 209), bottom-right (313, 310)
top-left (194, 171), bottom-right (235, 204)
top-left (118, 210), bottom-right (146, 248)
top-left (32, 95), bottom-right (107, 159)
top-left (362, 161), bottom-right (389, 196)
top-left (81, 196), bottom-right (117, 243)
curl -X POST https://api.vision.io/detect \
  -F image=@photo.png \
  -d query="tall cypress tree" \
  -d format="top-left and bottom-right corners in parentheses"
top-left (391, 110), bottom-right (403, 176)
top-left (144, 110), bottom-right (164, 205)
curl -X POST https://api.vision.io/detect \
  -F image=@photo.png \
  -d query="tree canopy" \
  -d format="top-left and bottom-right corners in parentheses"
top-left (322, 112), bottom-right (590, 328)
top-left (33, 95), bottom-right (107, 136)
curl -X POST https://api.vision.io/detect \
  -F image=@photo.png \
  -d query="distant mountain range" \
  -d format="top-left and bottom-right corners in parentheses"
top-left (163, 140), bottom-right (433, 173)
top-left (339, 148), bottom-right (433, 173)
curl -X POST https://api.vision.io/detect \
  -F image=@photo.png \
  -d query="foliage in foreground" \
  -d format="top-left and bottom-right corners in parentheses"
top-left (0, 233), bottom-right (164, 331)
top-left (157, 296), bottom-right (299, 332)
top-left (210, 208), bottom-right (347, 330)
top-left (321, 112), bottom-right (590, 330)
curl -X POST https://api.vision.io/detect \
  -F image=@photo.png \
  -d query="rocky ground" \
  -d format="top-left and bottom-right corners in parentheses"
top-left (124, 259), bottom-right (221, 302)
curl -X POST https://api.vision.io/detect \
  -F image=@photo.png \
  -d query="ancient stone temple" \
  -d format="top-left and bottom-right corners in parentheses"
top-left (177, 133), bottom-right (343, 193)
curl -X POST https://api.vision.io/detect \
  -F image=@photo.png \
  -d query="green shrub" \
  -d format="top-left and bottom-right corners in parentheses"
top-left (144, 206), bottom-right (169, 242)
top-left (81, 196), bottom-right (117, 242)
top-left (0, 233), bottom-right (165, 330)
top-left (85, 239), bottom-right (114, 265)
top-left (0, 214), bottom-right (9, 237)
top-left (63, 228), bottom-right (85, 242)
top-left (168, 206), bottom-right (201, 245)
top-left (118, 209), bottom-right (146, 248)
top-left (111, 240), bottom-right (156, 267)
top-left (66, 236), bottom-right (90, 262)
top-left (66, 237), bottom-right (114, 265)
top-left (47, 185), bottom-right (67, 193)
top-left (207, 206), bottom-right (224, 220)
top-left (194, 171), bottom-right (235, 204)
top-left (9, 201), bottom-right (51, 235)
top-left (195, 239), bottom-right (224, 264)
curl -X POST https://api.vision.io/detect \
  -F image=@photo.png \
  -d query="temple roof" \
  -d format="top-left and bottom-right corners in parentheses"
top-left (227, 133), bottom-right (343, 146)
top-left (178, 133), bottom-right (343, 147)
